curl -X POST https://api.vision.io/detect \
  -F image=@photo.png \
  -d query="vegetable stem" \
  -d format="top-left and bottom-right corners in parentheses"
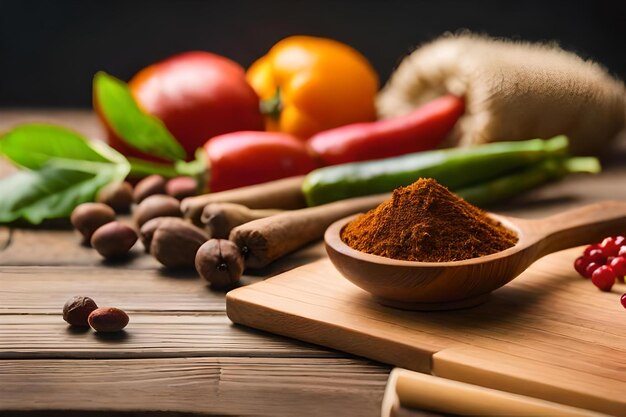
top-left (456, 156), bottom-right (601, 207)
top-left (259, 87), bottom-right (282, 120)
top-left (127, 158), bottom-right (179, 178)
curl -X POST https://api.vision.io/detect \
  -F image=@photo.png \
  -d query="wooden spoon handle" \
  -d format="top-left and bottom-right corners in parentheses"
top-left (533, 201), bottom-right (626, 255)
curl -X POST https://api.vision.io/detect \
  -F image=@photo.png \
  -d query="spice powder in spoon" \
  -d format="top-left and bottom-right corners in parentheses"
top-left (341, 178), bottom-right (517, 262)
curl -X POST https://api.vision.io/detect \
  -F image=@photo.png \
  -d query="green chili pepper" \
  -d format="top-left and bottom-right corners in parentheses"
top-left (302, 136), bottom-right (570, 206)
top-left (456, 156), bottom-right (601, 207)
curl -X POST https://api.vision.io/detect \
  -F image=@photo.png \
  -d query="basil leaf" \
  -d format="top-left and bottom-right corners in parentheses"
top-left (0, 124), bottom-right (110, 169)
top-left (0, 125), bottom-right (130, 224)
top-left (93, 71), bottom-right (186, 161)
top-left (0, 162), bottom-right (123, 224)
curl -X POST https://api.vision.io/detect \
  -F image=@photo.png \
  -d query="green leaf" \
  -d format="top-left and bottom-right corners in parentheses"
top-left (0, 162), bottom-right (124, 224)
top-left (93, 71), bottom-right (186, 161)
top-left (0, 124), bottom-right (110, 169)
top-left (0, 123), bottom-right (131, 224)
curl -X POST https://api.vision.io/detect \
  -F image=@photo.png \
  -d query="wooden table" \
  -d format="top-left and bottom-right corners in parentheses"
top-left (1, 110), bottom-right (625, 416)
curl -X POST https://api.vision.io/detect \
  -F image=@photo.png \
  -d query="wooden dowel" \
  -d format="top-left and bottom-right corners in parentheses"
top-left (381, 369), bottom-right (607, 417)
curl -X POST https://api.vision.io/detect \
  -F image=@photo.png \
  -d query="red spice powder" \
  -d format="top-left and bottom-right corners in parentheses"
top-left (341, 178), bottom-right (517, 262)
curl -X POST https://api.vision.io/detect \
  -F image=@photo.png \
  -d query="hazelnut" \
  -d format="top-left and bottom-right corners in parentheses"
top-left (150, 219), bottom-right (210, 268)
top-left (133, 175), bottom-right (166, 203)
top-left (63, 296), bottom-right (98, 327)
top-left (97, 181), bottom-right (133, 213)
top-left (70, 203), bottom-right (116, 244)
top-left (195, 239), bottom-right (244, 288)
top-left (88, 307), bottom-right (129, 332)
top-left (166, 176), bottom-right (198, 200)
top-left (139, 216), bottom-right (181, 253)
top-left (91, 221), bottom-right (138, 259)
top-left (133, 194), bottom-right (181, 228)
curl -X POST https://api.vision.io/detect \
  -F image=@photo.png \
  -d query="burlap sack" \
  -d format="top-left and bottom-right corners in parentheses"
top-left (377, 34), bottom-right (626, 154)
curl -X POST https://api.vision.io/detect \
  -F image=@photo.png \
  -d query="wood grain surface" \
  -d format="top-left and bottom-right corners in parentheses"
top-left (227, 251), bottom-right (626, 416)
top-left (1, 110), bottom-right (626, 416)
top-left (0, 357), bottom-right (388, 416)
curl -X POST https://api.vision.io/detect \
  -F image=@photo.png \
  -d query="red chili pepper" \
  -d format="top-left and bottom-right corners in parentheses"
top-left (204, 131), bottom-right (318, 192)
top-left (307, 95), bottom-right (465, 166)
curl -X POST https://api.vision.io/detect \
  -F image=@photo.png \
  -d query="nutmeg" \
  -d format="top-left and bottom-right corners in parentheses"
top-left (133, 194), bottom-right (181, 228)
top-left (91, 221), bottom-right (138, 259)
top-left (133, 175), bottom-right (167, 203)
top-left (70, 202), bottom-right (116, 244)
top-left (201, 203), bottom-right (282, 239)
top-left (63, 296), bottom-right (98, 327)
top-left (97, 181), bottom-right (134, 213)
top-left (139, 216), bottom-right (181, 253)
top-left (195, 239), bottom-right (244, 288)
top-left (150, 219), bottom-right (210, 268)
top-left (88, 307), bottom-right (129, 332)
top-left (166, 176), bottom-right (198, 200)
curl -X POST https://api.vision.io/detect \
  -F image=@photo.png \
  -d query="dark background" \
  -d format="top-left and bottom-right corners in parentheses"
top-left (1, 0), bottom-right (624, 108)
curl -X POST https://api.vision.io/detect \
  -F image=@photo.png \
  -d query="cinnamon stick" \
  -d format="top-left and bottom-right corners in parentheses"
top-left (181, 176), bottom-right (307, 226)
top-left (230, 193), bottom-right (389, 269)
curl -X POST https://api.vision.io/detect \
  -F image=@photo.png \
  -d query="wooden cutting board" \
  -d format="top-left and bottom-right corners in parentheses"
top-left (226, 248), bottom-right (626, 416)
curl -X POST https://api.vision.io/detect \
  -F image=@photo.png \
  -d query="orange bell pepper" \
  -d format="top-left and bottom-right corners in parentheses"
top-left (246, 36), bottom-right (379, 139)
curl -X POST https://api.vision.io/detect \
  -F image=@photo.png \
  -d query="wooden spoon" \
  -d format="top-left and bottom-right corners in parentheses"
top-left (324, 201), bottom-right (626, 310)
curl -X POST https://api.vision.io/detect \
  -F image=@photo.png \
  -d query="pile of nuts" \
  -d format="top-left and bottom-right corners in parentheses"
top-left (66, 175), bottom-right (208, 328)
top-left (70, 175), bottom-right (200, 260)
top-left (63, 296), bottom-right (129, 332)
top-left (66, 173), bottom-right (246, 329)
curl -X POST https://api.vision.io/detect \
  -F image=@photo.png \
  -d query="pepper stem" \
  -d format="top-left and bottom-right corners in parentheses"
top-left (259, 87), bottom-right (282, 120)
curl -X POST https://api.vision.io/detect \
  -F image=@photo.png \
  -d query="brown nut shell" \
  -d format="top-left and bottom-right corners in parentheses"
top-left (91, 221), bottom-right (138, 259)
top-left (88, 307), bottom-right (129, 332)
top-left (70, 203), bottom-right (116, 244)
top-left (133, 194), bottom-right (181, 228)
top-left (97, 181), bottom-right (133, 213)
top-left (166, 176), bottom-right (198, 200)
top-left (139, 216), bottom-right (182, 253)
top-left (150, 219), bottom-right (210, 268)
top-left (133, 175), bottom-right (167, 203)
top-left (63, 296), bottom-right (98, 327)
top-left (195, 239), bottom-right (244, 288)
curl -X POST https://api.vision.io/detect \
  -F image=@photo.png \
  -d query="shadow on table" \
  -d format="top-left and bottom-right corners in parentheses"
top-left (2, 411), bottom-right (233, 417)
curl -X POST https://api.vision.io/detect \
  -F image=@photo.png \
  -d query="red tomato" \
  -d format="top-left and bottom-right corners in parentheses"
top-left (205, 131), bottom-right (318, 192)
top-left (103, 51), bottom-right (264, 161)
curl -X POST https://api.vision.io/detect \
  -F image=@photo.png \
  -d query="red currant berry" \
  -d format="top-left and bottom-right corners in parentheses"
top-left (585, 249), bottom-right (607, 264)
top-left (610, 256), bottom-right (626, 279)
top-left (574, 256), bottom-right (589, 277)
top-left (591, 265), bottom-right (615, 292)
top-left (614, 236), bottom-right (626, 246)
top-left (585, 262), bottom-right (602, 278)
top-left (600, 237), bottom-right (621, 257)
top-left (619, 246), bottom-right (626, 257)
top-left (621, 293), bottom-right (626, 309)
top-left (583, 244), bottom-right (600, 257)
